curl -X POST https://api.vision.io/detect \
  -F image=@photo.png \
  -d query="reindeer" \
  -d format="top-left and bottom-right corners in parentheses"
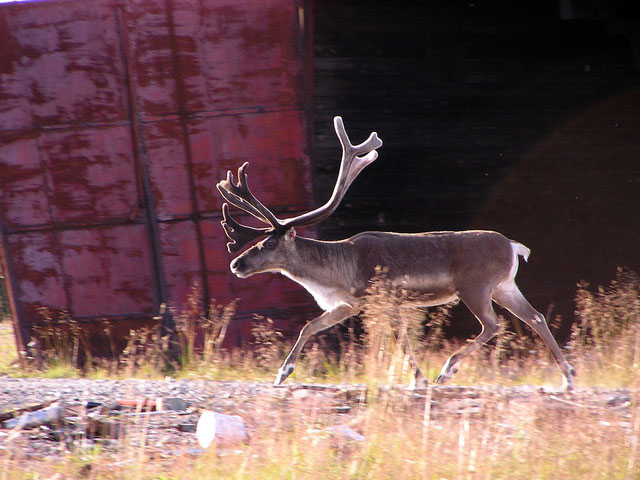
top-left (217, 117), bottom-right (576, 390)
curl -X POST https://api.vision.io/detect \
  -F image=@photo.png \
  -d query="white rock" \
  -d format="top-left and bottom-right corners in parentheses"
top-left (196, 411), bottom-right (248, 448)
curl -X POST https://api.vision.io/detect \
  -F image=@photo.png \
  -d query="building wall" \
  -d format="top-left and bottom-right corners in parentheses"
top-left (0, 0), bottom-right (316, 354)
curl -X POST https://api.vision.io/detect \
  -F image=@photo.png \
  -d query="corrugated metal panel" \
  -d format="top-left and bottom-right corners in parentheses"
top-left (0, 0), bottom-right (315, 356)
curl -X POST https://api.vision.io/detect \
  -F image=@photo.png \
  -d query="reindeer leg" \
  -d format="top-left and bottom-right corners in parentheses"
top-left (436, 290), bottom-right (500, 384)
top-left (274, 304), bottom-right (359, 386)
top-left (493, 282), bottom-right (576, 390)
top-left (402, 333), bottom-right (428, 388)
top-left (393, 322), bottom-right (427, 388)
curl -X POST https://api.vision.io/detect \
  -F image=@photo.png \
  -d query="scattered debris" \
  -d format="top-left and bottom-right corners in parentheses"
top-left (114, 397), bottom-right (189, 412)
top-left (2, 401), bottom-right (65, 429)
top-left (156, 397), bottom-right (189, 412)
top-left (0, 398), bottom-right (59, 424)
top-left (0, 388), bottom-right (196, 450)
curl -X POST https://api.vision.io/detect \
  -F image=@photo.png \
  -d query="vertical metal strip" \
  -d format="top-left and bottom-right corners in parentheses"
top-left (34, 132), bottom-right (75, 326)
top-left (114, 2), bottom-right (170, 328)
top-left (301, 0), bottom-right (315, 159)
top-left (301, 0), bottom-right (316, 215)
top-left (164, 0), bottom-right (211, 309)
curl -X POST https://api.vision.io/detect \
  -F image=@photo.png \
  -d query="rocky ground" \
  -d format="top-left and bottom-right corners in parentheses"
top-left (0, 378), bottom-right (635, 461)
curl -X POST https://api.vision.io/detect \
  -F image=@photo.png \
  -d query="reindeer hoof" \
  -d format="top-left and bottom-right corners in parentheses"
top-left (412, 378), bottom-right (428, 389)
top-left (560, 363), bottom-right (577, 391)
top-left (410, 369), bottom-right (428, 389)
top-left (435, 365), bottom-right (457, 384)
top-left (562, 370), bottom-right (576, 392)
top-left (435, 368), bottom-right (448, 384)
top-left (274, 365), bottom-right (294, 386)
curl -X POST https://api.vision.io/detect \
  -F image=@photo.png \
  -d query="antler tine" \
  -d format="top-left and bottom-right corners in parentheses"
top-left (221, 203), bottom-right (273, 253)
top-left (332, 116), bottom-right (383, 192)
top-left (334, 116), bottom-right (382, 157)
top-left (216, 162), bottom-right (283, 229)
top-left (278, 116), bottom-right (383, 229)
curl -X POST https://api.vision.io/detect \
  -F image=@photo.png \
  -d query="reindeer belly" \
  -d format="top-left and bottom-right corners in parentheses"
top-left (390, 272), bottom-right (459, 307)
top-left (405, 291), bottom-right (459, 307)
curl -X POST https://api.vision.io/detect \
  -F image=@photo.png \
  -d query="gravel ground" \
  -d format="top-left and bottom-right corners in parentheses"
top-left (0, 378), bottom-right (635, 461)
top-left (0, 378), bottom-right (363, 460)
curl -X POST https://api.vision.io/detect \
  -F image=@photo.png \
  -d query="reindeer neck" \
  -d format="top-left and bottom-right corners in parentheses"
top-left (280, 236), bottom-right (357, 288)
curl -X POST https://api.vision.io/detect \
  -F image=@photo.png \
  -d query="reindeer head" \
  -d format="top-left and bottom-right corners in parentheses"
top-left (228, 228), bottom-right (296, 278)
top-left (217, 116), bottom-right (382, 277)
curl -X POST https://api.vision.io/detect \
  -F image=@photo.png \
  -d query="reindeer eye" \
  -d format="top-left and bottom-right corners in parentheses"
top-left (263, 238), bottom-right (277, 249)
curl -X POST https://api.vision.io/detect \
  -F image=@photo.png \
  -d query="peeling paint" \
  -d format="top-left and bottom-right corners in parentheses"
top-left (0, 0), bottom-right (315, 354)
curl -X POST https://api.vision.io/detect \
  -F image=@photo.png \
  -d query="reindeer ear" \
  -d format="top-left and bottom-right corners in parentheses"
top-left (285, 228), bottom-right (296, 243)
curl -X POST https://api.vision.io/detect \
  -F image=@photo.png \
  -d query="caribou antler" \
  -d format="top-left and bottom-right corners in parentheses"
top-left (220, 203), bottom-right (273, 253)
top-left (217, 162), bottom-right (283, 253)
top-left (217, 163), bottom-right (282, 228)
top-left (217, 116), bottom-right (382, 252)
top-left (279, 116), bottom-right (382, 227)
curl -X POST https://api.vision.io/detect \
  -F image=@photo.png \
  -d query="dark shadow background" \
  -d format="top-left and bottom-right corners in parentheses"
top-left (311, 0), bottom-right (640, 339)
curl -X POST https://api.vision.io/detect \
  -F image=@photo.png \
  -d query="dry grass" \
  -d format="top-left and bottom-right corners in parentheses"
top-left (188, 393), bottom-right (638, 480)
top-left (0, 269), bottom-right (639, 478)
top-left (0, 322), bottom-right (16, 375)
top-left (571, 268), bottom-right (640, 388)
top-left (1, 384), bottom-right (638, 480)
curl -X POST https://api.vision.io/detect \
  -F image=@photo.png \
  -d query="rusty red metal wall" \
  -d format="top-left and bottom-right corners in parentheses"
top-left (0, 0), bottom-right (315, 354)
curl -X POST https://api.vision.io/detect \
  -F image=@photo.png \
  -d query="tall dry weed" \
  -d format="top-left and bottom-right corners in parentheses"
top-left (22, 267), bottom-right (640, 388)
top-left (572, 267), bottom-right (640, 386)
top-left (360, 268), bottom-right (432, 386)
top-left (119, 324), bottom-right (171, 376)
top-left (30, 308), bottom-right (91, 371)
top-left (170, 284), bottom-right (236, 373)
top-left (251, 316), bottom-right (284, 370)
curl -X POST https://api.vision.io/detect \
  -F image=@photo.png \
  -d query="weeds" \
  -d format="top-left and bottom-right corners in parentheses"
top-left (360, 269), bottom-right (429, 386)
top-left (4, 267), bottom-right (640, 389)
top-left (0, 322), bottom-right (16, 374)
top-left (251, 316), bottom-right (284, 370)
top-left (17, 284), bottom-right (237, 379)
top-left (357, 267), bottom-right (640, 389)
top-left (28, 308), bottom-right (88, 376)
top-left (118, 326), bottom-right (171, 378)
top-left (172, 283), bottom-right (237, 374)
top-left (571, 268), bottom-right (640, 387)
top-left (1, 270), bottom-right (640, 479)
